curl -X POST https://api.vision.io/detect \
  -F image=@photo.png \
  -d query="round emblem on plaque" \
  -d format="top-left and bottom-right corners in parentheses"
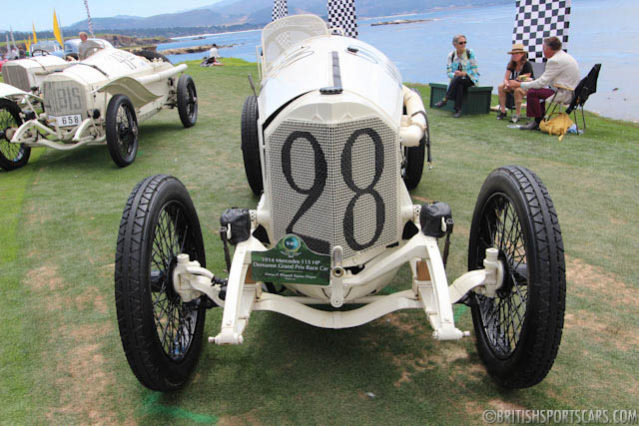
top-left (283, 235), bottom-right (301, 254)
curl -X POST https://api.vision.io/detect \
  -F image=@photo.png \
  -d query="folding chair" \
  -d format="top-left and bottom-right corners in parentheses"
top-left (545, 64), bottom-right (602, 134)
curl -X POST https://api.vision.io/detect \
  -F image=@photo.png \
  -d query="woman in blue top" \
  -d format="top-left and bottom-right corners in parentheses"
top-left (434, 34), bottom-right (480, 118)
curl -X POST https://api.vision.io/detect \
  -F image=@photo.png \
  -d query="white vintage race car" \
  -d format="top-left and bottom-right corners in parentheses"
top-left (0, 48), bottom-right (197, 170)
top-left (113, 15), bottom-right (566, 391)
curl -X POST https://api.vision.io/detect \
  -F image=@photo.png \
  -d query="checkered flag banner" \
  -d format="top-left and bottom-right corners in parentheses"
top-left (512, 0), bottom-right (571, 62)
top-left (272, 0), bottom-right (288, 21)
top-left (328, 0), bottom-right (358, 38)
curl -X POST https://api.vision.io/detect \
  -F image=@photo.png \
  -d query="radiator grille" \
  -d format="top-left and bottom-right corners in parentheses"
top-left (267, 117), bottom-right (399, 259)
top-left (2, 64), bottom-right (30, 92)
top-left (41, 80), bottom-right (87, 118)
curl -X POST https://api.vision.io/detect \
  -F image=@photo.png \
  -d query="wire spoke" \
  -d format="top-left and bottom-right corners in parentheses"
top-left (148, 201), bottom-right (199, 361)
top-left (0, 109), bottom-right (23, 161)
top-left (476, 193), bottom-right (528, 358)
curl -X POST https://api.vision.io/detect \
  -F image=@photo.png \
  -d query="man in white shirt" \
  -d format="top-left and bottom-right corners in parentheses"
top-left (208, 44), bottom-right (220, 62)
top-left (508, 36), bottom-right (580, 130)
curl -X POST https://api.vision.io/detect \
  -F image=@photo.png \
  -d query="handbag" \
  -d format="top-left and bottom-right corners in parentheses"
top-left (539, 112), bottom-right (574, 142)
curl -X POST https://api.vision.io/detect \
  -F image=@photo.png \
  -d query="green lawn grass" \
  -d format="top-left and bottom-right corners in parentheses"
top-left (1, 58), bottom-right (637, 424)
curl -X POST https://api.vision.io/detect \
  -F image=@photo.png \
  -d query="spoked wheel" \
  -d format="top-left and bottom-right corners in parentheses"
top-left (106, 94), bottom-right (139, 167)
top-left (0, 98), bottom-right (30, 171)
top-left (468, 165), bottom-right (565, 388)
top-left (177, 74), bottom-right (198, 128)
top-left (240, 95), bottom-right (263, 195)
top-left (115, 175), bottom-right (207, 391)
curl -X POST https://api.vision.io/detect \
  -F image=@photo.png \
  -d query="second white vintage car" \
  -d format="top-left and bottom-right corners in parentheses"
top-left (0, 47), bottom-right (197, 170)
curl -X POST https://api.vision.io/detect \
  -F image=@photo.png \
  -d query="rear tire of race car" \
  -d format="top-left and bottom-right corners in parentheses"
top-left (241, 95), bottom-right (263, 195)
top-left (115, 174), bottom-right (207, 391)
top-left (468, 165), bottom-right (566, 388)
top-left (106, 95), bottom-right (139, 168)
top-left (401, 128), bottom-right (427, 190)
top-left (0, 98), bottom-right (31, 171)
top-left (402, 90), bottom-right (429, 190)
top-left (177, 74), bottom-right (198, 128)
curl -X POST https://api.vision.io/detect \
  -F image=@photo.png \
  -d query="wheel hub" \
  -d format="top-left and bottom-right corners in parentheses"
top-left (2, 127), bottom-right (15, 141)
top-left (496, 251), bottom-right (515, 297)
top-left (165, 257), bottom-right (181, 304)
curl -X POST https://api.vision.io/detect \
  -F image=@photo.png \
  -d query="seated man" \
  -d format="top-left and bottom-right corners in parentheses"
top-left (508, 36), bottom-right (580, 130)
top-left (201, 44), bottom-right (224, 67)
top-left (208, 44), bottom-right (220, 62)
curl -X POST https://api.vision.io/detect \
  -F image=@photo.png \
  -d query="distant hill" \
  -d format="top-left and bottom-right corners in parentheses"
top-left (64, 0), bottom-right (511, 33)
top-left (66, 10), bottom-right (224, 31)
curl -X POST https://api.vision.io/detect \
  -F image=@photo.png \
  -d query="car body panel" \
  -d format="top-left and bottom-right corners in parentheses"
top-left (97, 76), bottom-right (162, 109)
top-left (259, 33), bottom-right (404, 130)
top-left (0, 82), bottom-right (32, 99)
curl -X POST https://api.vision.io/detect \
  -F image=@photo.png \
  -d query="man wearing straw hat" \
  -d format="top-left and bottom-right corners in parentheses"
top-left (497, 43), bottom-right (534, 123)
top-left (508, 36), bottom-right (580, 130)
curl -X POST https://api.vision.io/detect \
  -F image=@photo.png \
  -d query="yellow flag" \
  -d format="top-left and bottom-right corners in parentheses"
top-left (53, 10), bottom-right (63, 47)
top-left (32, 22), bottom-right (37, 43)
top-left (26, 36), bottom-right (31, 52)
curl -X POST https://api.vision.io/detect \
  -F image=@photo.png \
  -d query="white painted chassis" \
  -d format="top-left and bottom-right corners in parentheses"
top-left (172, 203), bottom-right (504, 346)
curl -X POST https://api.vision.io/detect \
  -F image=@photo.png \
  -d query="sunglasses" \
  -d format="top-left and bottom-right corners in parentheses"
top-left (457, 41), bottom-right (467, 45)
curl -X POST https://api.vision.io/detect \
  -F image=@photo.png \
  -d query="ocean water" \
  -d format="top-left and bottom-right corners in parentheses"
top-left (160, 0), bottom-right (639, 122)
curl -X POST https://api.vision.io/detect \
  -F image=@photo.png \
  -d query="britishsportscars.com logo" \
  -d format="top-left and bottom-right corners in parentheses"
top-left (482, 409), bottom-right (637, 424)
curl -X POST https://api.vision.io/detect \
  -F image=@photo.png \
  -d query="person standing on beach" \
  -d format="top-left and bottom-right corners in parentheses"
top-left (433, 34), bottom-right (480, 118)
top-left (508, 36), bottom-right (580, 130)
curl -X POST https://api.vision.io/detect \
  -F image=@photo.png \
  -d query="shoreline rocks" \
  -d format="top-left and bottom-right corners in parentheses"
top-left (156, 43), bottom-right (238, 55)
top-left (371, 18), bottom-right (434, 26)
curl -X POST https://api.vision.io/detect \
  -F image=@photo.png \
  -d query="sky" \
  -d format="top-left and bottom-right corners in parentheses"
top-left (1, 0), bottom-right (225, 32)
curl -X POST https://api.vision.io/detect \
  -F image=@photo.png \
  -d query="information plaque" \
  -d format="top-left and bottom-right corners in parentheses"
top-left (251, 234), bottom-right (331, 285)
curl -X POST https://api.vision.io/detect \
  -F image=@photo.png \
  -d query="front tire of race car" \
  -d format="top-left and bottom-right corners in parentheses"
top-left (177, 74), bottom-right (198, 128)
top-left (106, 95), bottom-right (139, 167)
top-left (0, 98), bottom-right (31, 171)
top-left (468, 165), bottom-right (565, 388)
top-left (115, 174), bottom-right (207, 391)
top-left (241, 95), bottom-right (263, 195)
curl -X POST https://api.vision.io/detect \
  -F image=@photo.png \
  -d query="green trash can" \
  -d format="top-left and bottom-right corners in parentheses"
top-left (429, 83), bottom-right (493, 115)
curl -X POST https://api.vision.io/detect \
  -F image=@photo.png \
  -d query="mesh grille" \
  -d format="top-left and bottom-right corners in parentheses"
top-left (2, 65), bottom-right (30, 92)
top-left (41, 80), bottom-right (87, 118)
top-left (267, 117), bottom-right (399, 259)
